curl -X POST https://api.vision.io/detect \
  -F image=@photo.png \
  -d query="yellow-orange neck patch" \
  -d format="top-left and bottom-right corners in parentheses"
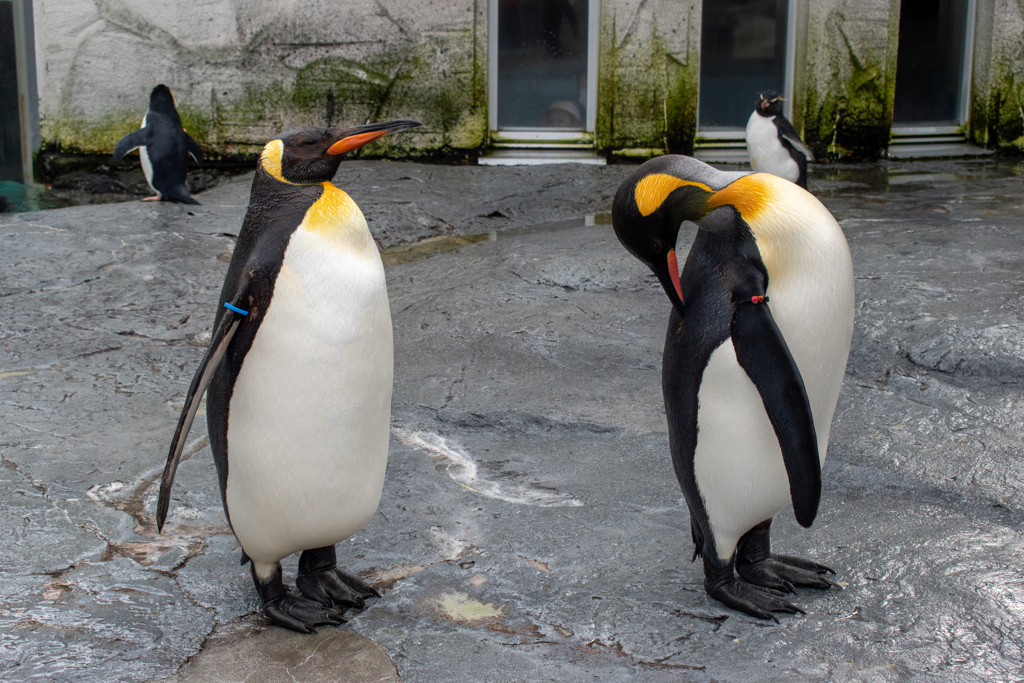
top-left (299, 182), bottom-right (364, 243)
top-left (708, 174), bottom-right (780, 222)
top-left (259, 139), bottom-right (294, 184)
top-left (634, 173), bottom-right (712, 217)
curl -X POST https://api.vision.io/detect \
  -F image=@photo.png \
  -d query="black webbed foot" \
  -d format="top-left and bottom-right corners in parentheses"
top-left (296, 545), bottom-right (380, 610)
top-left (735, 518), bottom-right (838, 593)
top-left (705, 575), bottom-right (805, 622)
top-left (263, 594), bottom-right (347, 634)
top-left (737, 554), bottom-right (838, 593)
top-left (251, 561), bottom-right (345, 633)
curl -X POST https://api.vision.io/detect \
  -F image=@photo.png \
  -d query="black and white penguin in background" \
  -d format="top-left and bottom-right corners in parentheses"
top-left (113, 84), bottom-right (203, 204)
top-left (612, 154), bottom-right (854, 619)
top-left (745, 90), bottom-right (815, 189)
top-left (157, 118), bottom-right (421, 632)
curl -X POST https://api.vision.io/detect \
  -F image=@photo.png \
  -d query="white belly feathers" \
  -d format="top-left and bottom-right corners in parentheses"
top-left (695, 179), bottom-right (854, 560)
top-left (225, 197), bottom-right (393, 564)
top-left (746, 112), bottom-right (799, 184)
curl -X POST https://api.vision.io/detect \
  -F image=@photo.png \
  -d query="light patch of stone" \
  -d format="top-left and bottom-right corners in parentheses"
top-left (393, 427), bottom-right (583, 507)
top-left (436, 592), bottom-right (504, 622)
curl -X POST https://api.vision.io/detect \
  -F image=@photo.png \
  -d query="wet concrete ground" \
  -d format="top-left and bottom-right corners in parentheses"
top-left (2, 156), bottom-right (1024, 681)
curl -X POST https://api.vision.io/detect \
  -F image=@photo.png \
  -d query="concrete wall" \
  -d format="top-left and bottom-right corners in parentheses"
top-left (29, 0), bottom-right (1024, 160)
top-left (970, 0), bottom-right (1024, 151)
top-left (32, 0), bottom-right (487, 157)
top-left (595, 0), bottom-right (701, 158)
top-left (795, 0), bottom-right (901, 159)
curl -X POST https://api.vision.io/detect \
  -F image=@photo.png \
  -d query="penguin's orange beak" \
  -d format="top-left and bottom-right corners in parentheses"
top-left (327, 130), bottom-right (390, 155)
top-left (326, 119), bottom-right (422, 156)
top-left (652, 248), bottom-right (685, 315)
top-left (666, 249), bottom-right (683, 302)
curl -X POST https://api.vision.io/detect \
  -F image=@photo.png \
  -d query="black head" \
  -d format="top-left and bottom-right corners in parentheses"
top-left (755, 90), bottom-right (784, 117)
top-left (149, 84), bottom-right (182, 123)
top-left (612, 155), bottom-right (750, 315)
top-left (260, 119), bottom-right (422, 185)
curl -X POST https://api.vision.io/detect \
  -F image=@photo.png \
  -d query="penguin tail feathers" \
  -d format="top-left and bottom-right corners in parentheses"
top-left (164, 188), bottom-right (201, 205)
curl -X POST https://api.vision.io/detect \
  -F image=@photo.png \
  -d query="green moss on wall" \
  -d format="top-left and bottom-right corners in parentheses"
top-left (802, 27), bottom-right (895, 161)
top-left (986, 73), bottom-right (1024, 150)
top-left (41, 35), bottom-right (487, 160)
top-left (596, 17), bottom-right (700, 159)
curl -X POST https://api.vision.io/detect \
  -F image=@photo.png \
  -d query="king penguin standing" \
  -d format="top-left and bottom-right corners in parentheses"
top-left (158, 119), bottom-right (421, 632)
top-left (612, 155), bottom-right (854, 619)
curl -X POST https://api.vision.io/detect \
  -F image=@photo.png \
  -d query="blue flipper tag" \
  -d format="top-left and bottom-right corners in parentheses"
top-left (224, 302), bottom-right (249, 316)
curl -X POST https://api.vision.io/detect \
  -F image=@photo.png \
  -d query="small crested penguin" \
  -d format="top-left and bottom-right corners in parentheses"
top-left (745, 90), bottom-right (815, 189)
top-left (113, 84), bottom-right (203, 204)
top-left (612, 155), bottom-right (854, 620)
top-left (157, 118), bottom-right (422, 632)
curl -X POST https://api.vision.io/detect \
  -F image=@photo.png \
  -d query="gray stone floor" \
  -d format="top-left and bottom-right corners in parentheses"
top-left (2, 156), bottom-right (1024, 682)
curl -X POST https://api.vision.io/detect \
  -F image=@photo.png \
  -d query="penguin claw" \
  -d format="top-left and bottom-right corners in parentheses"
top-left (737, 554), bottom-right (838, 593)
top-left (774, 553), bottom-right (837, 576)
top-left (263, 594), bottom-right (347, 633)
top-left (296, 566), bottom-right (380, 610)
top-left (705, 576), bottom-right (805, 622)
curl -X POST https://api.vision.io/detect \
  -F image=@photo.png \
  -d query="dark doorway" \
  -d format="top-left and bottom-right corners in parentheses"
top-left (893, 0), bottom-right (969, 125)
top-left (0, 0), bottom-right (23, 182)
top-left (699, 0), bottom-right (790, 130)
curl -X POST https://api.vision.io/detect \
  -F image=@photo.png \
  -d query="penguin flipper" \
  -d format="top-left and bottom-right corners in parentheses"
top-left (774, 116), bottom-right (814, 161)
top-left (113, 128), bottom-right (152, 161)
top-left (185, 133), bottom-right (203, 167)
top-left (731, 300), bottom-right (821, 528)
top-left (156, 287), bottom-right (249, 531)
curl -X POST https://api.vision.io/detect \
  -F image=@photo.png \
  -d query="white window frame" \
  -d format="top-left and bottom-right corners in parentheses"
top-left (696, 0), bottom-right (798, 138)
top-left (487, 0), bottom-right (600, 138)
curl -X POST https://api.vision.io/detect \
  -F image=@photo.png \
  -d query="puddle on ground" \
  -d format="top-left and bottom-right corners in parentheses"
top-left (379, 213), bottom-right (612, 267)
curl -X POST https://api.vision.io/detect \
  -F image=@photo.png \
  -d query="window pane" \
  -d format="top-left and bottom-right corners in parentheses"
top-left (893, 0), bottom-right (967, 124)
top-left (497, 0), bottom-right (589, 130)
top-left (699, 0), bottom-right (788, 130)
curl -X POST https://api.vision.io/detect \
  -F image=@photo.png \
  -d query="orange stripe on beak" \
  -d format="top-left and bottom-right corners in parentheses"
top-left (667, 248), bottom-right (683, 303)
top-left (327, 129), bottom-right (390, 155)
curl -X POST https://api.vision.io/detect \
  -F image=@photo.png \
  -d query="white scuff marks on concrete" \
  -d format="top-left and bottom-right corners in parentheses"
top-left (393, 428), bottom-right (583, 507)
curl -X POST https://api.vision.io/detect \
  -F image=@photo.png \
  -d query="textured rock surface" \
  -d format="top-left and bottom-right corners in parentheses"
top-left (1, 157), bottom-right (1024, 681)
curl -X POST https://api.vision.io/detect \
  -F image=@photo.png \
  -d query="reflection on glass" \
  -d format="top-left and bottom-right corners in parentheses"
top-left (699, 0), bottom-right (788, 130)
top-left (0, 0), bottom-right (23, 182)
top-left (893, 0), bottom-right (966, 125)
top-left (497, 0), bottom-right (589, 130)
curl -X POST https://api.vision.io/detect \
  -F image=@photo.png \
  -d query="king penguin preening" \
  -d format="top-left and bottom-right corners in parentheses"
top-left (113, 84), bottom-right (203, 204)
top-left (157, 118), bottom-right (421, 632)
top-left (745, 90), bottom-right (815, 189)
top-left (612, 155), bottom-right (854, 620)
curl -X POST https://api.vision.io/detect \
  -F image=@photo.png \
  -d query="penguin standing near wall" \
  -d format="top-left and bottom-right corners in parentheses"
top-left (745, 90), bottom-right (815, 189)
top-left (113, 84), bottom-right (203, 204)
top-left (612, 155), bottom-right (854, 619)
top-left (157, 119), bottom-right (421, 632)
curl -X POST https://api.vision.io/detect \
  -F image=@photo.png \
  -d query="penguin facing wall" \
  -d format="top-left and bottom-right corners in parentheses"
top-left (612, 155), bottom-right (854, 620)
top-left (157, 119), bottom-right (421, 632)
top-left (113, 84), bottom-right (203, 204)
top-left (745, 90), bottom-right (815, 189)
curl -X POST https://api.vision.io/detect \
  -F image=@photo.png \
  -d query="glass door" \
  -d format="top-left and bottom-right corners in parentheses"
top-left (698, 0), bottom-right (795, 131)
top-left (892, 0), bottom-right (973, 129)
top-left (489, 0), bottom-right (598, 138)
